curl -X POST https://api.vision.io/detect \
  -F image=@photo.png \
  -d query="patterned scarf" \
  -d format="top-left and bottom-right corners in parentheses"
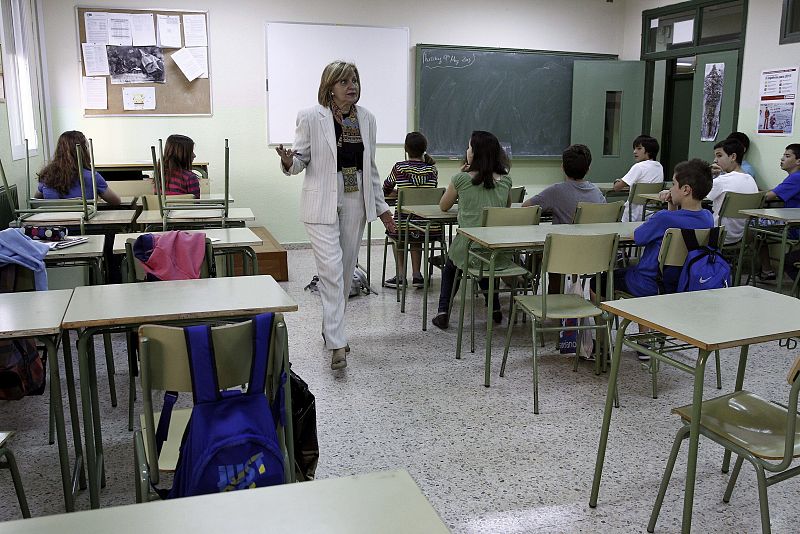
top-left (331, 102), bottom-right (362, 147)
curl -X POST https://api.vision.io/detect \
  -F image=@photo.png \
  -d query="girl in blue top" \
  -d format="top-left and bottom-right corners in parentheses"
top-left (35, 131), bottom-right (121, 205)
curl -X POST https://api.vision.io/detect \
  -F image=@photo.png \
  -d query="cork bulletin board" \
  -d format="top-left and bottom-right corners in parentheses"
top-left (77, 7), bottom-right (212, 116)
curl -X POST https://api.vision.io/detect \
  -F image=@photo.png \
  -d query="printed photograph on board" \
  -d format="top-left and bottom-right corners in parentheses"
top-left (107, 45), bottom-right (165, 84)
top-left (701, 62), bottom-right (724, 142)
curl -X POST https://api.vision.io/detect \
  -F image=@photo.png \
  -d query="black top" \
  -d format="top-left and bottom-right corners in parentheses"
top-left (333, 113), bottom-right (364, 171)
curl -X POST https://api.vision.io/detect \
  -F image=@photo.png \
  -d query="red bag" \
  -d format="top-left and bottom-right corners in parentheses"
top-left (0, 264), bottom-right (46, 400)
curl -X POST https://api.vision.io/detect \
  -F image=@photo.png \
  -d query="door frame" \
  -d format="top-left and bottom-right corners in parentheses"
top-left (640, 0), bottom-right (748, 135)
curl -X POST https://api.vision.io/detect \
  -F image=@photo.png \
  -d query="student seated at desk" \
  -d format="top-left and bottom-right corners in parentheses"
top-left (758, 143), bottom-right (800, 281)
top-left (521, 143), bottom-right (605, 223)
top-left (592, 159), bottom-right (714, 300)
top-left (155, 134), bottom-right (200, 198)
top-left (35, 130), bottom-right (121, 205)
top-left (382, 131), bottom-right (439, 289)
top-left (708, 137), bottom-right (758, 244)
top-left (727, 131), bottom-right (757, 180)
top-left (432, 130), bottom-right (511, 330)
top-left (611, 135), bottom-right (664, 221)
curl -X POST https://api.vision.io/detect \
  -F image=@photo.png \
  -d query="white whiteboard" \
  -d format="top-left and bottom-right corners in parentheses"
top-left (265, 22), bottom-right (409, 145)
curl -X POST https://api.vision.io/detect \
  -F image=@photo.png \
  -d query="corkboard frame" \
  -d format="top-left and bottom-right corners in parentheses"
top-left (76, 6), bottom-right (212, 117)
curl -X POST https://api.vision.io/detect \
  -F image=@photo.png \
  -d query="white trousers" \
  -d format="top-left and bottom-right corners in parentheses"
top-left (304, 172), bottom-right (366, 350)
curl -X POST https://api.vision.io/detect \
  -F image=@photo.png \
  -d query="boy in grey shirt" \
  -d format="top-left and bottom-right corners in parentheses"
top-left (521, 144), bottom-right (605, 223)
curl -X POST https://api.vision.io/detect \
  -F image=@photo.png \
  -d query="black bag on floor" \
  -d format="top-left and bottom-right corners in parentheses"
top-left (290, 369), bottom-right (318, 481)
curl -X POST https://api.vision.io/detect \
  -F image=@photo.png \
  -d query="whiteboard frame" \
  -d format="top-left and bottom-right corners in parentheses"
top-left (265, 21), bottom-right (409, 146)
top-left (75, 5), bottom-right (213, 118)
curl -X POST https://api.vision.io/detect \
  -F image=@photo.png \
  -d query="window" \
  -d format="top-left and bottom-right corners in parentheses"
top-left (603, 91), bottom-right (622, 157)
top-left (0, 0), bottom-right (39, 160)
top-left (781, 0), bottom-right (800, 44)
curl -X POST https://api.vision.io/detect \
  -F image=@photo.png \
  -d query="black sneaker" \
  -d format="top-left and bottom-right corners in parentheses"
top-left (412, 275), bottom-right (424, 288)
top-left (432, 313), bottom-right (449, 329)
top-left (384, 276), bottom-right (405, 289)
top-left (758, 270), bottom-right (776, 281)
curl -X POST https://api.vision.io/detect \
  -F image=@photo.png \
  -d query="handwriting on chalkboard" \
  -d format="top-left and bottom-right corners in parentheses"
top-left (422, 51), bottom-right (476, 69)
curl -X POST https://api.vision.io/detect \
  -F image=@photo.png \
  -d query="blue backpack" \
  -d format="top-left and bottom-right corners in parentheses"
top-left (677, 227), bottom-right (731, 292)
top-left (155, 313), bottom-right (286, 499)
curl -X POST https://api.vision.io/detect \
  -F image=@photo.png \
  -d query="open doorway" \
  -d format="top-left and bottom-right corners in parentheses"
top-left (661, 57), bottom-right (695, 179)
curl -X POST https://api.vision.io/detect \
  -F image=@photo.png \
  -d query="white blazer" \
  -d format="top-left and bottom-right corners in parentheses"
top-left (282, 104), bottom-right (389, 225)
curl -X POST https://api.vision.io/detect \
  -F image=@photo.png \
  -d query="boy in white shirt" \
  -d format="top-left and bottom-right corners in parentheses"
top-left (612, 135), bottom-right (664, 221)
top-left (708, 137), bottom-right (759, 244)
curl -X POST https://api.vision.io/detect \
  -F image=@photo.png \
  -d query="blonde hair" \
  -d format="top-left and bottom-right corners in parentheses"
top-left (317, 61), bottom-right (361, 107)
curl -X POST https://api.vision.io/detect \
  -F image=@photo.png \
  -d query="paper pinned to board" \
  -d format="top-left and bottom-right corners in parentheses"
top-left (84, 12), bottom-right (109, 44)
top-left (182, 14), bottom-right (208, 47)
top-left (82, 77), bottom-right (107, 110)
top-left (122, 86), bottom-right (156, 110)
top-left (187, 47), bottom-right (208, 78)
top-left (82, 43), bottom-right (110, 76)
top-left (171, 47), bottom-right (204, 82)
top-left (107, 13), bottom-right (132, 46)
top-left (156, 14), bottom-right (182, 48)
top-left (131, 13), bottom-right (156, 46)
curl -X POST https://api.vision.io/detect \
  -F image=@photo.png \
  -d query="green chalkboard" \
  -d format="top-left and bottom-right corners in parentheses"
top-left (416, 45), bottom-right (615, 159)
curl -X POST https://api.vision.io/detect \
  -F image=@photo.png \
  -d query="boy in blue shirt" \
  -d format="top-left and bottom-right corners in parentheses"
top-left (760, 143), bottom-right (800, 280)
top-left (594, 159), bottom-right (715, 298)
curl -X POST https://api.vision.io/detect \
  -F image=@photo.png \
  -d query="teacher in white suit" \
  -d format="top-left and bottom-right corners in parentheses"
top-left (276, 60), bottom-right (396, 371)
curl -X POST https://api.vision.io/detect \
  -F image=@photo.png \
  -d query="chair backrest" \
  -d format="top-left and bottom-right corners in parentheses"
top-left (124, 236), bottom-right (213, 281)
top-left (481, 206), bottom-right (541, 226)
top-left (657, 226), bottom-right (726, 269)
top-left (717, 191), bottom-right (767, 220)
top-left (573, 200), bottom-right (625, 224)
top-left (141, 194), bottom-right (194, 211)
top-left (138, 314), bottom-right (287, 475)
top-left (396, 187), bottom-right (444, 210)
top-left (628, 182), bottom-right (665, 208)
top-left (509, 186), bottom-right (526, 204)
top-left (542, 233), bottom-right (619, 277)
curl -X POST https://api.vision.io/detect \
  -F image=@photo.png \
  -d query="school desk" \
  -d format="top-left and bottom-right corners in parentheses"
top-left (396, 205), bottom-right (459, 327)
top-left (135, 207), bottom-right (255, 230)
top-left (739, 208), bottom-right (800, 290)
top-left (13, 210), bottom-right (137, 231)
top-left (95, 161), bottom-right (210, 181)
top-left (0, 289), bottom-right (83, 512)
top-left (61, 275), bottom-right (298, 509)
top-left (0, 469), bottom-right (449, 533)
top-left (590, 285), bottom-right (800, 533)
top-left (29, 196), bottom-right (139, 210)
top-left (457, 221), bottom-right (642, 387)
top-left (112, 227), bottom-right (262, 276)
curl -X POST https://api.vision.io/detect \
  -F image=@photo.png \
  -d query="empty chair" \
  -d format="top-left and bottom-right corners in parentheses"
top-left (713, 191), bottom-right (766, 283)
top-left (649, 355), bottom-right (800, 534)
top-left (627, 181), bottom-right (665, 221)
top-left (509, 186), bottom-right (526, 204)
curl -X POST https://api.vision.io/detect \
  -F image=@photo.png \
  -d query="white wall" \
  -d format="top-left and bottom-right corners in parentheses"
top-left (39, 0), bottom-right (627, 243)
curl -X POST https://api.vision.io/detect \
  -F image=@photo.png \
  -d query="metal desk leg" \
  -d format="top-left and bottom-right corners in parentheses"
top-left (484, 252), bottom-right (498, 388)
top-left (590, 317), bottom-right (629, 507)
top-left (400, 219), bottom-right (409, 311)
top-left (681, 349), bottom-right (711, 533)
top-left (777, 225), bottom-right (790, 291)
top-left (722, 345), bottom-right (750, 473)
top-left (421, 222), bottom-right (431, 331)
top-left (455, 246), bottom-right (471, 360)
top-left (40, 335), bottom-right (74, 512)
top-left (77, 327), bottom-right (106, 509)
top-left (60, 331), bottom-right (86, 491)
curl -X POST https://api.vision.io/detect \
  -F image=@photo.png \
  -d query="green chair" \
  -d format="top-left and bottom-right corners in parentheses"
top-left (573, 200), bottom-right (625, 224)
top-left (454, 206), bottom-right (541, 386)
top-left (624, 228), bottom-right (725, 399)
top-left (134, 315), bottom-right (292, 502)
top-left (648, 355), bottom-right (800, 534)
top-left (714, 191), bottom-right (766, 284)
top-left (0, 431), bottom-right (30, 518)
top-left (509, 186), bottom-right (526, 204)
top-left (382, 187), bottom-right (446, 295)
top-left (500, 232), bottom-right (619, 413)
top-left (627, 182), bottom-right (665, 221)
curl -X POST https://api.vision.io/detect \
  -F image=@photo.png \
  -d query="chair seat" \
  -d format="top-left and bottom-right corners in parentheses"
top-left (514, 293), bottom-right (604, 320)
top-left (673, 391), bottom-right (800, 461)
top-left (140, 408), bottom-right (192, 471)
top-left (467, 264), bottom-right (530, 278)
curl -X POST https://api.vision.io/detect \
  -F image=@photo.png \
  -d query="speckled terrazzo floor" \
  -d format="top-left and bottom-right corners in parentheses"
top-left (0, 242), bottom-right (798, 533)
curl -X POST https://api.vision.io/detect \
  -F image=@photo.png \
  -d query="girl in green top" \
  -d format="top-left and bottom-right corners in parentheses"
top-left (433, 131), bottom-right (512, 330)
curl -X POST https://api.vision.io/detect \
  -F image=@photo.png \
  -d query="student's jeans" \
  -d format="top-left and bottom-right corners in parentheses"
top-left (437, 258), bottom-right (501, 315)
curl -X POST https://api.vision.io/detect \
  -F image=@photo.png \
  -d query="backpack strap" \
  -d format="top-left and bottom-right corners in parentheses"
top-left (184, 324), bottom-right (221, 404)
top-left (155, 391), bottom-right (178, 456)
top-left (680, 228), bottom-right (701, 251)
top-left (708, 227), bottom-right (721, 249)
top-left (247, 313), bottom-right (274, 395)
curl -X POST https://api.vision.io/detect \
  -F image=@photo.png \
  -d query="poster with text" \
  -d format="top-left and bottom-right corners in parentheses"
top-left (757, 67), bottom-right (797, 135)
